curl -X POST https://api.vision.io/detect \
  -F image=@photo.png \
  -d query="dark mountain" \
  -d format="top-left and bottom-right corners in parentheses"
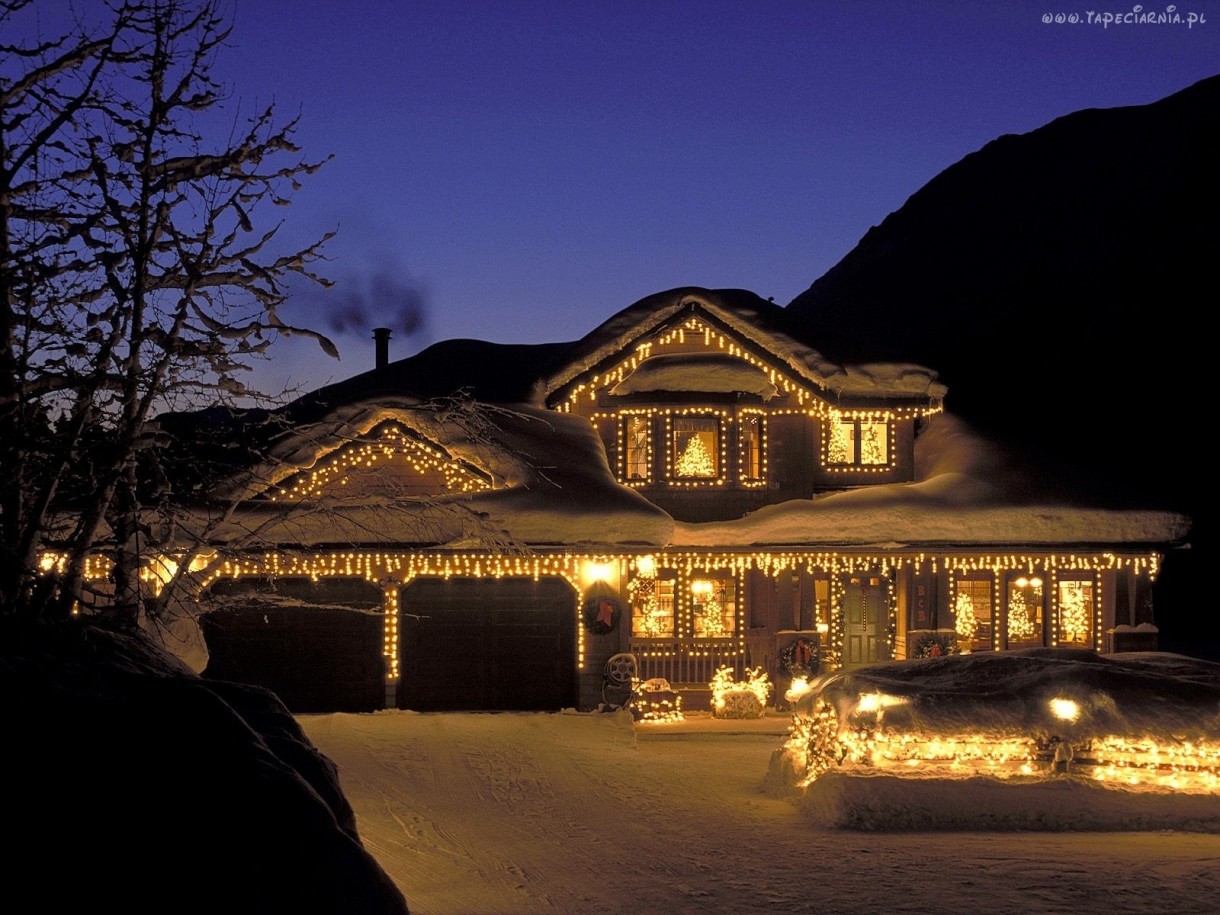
top-left (788, 74), bottom-right (1219, 658)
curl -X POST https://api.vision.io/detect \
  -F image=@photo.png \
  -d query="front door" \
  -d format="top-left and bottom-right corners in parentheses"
top-left (842, 575), bottom-right (888, 668)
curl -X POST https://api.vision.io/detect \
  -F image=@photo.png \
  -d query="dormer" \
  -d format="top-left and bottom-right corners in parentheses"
top-left (544, 288), bottom-right (945, 521)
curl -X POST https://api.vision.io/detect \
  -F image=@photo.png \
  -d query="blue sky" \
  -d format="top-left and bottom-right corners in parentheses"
top-left (16, 1), bottom-right (1220, 392)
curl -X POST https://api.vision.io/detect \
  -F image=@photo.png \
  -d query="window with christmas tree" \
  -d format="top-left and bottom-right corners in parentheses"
top-left (953, 576), bottom-right (993, 651)
top-left (690, 576), bottom-right (736, 638)
top-left (1056, 578), bottom-right (1095, 646)
top-left (1006, 574), bottom-right (1045, 646)
top-left (629, 566), bottom-right (675, 638)
top-left (671, 415), bottom-right (720, 480)
top-left (826, 414), bottom-right (891, 467)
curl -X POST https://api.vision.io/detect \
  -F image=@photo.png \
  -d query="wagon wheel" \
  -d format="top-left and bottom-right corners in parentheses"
top-left (606, 654), bottom-right (637, 685)
top-left (602, 653), bottom-right (639, 710)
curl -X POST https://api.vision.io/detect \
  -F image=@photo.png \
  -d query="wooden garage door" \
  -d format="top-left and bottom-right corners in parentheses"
top-left (398, 577), bottom-right (577, 711)
top-left (201, 577), bottom-right (385, 713)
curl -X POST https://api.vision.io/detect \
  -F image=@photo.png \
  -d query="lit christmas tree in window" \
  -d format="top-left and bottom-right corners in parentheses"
top-left (1007, 592), bottom-right (1037, 640)
top-left (859, 421), bottom-right (887, 465)
top-left (955, 589), bottom-right (978, 640)
top-left (829, 418), bottom-right (852, 463)
top-left (676, 434), bottom-right (716, 477)
top-left (692, 579), bottom-right (727, 636)
top-left (1007, 578), bottom-right (1042, 641)
top-left (630, 576), bottom-right (667, 637)
top-left (1059, 581), bottom-right (1090, 643)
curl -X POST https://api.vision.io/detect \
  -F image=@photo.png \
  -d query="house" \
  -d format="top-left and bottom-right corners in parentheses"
top-left (161, 287), bottom-right (1190, 714)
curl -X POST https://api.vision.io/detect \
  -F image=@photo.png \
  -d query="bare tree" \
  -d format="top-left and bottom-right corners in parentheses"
top-left (1, 0), bottom-right (337, 623)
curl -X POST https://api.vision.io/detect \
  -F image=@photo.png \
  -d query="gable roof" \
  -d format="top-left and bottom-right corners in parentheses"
top-left (542, 287), bottom-right (947, 409)
top-left (181, 397), bottom-right (674, 550)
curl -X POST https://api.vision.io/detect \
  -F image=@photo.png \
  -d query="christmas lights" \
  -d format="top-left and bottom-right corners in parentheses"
top-left (558, 315), bottom-right (944, 420)
top-left (786, 687), bottom-right (1220, 795)
top-left (266, 422), bottom-right (493, 501)
top-left (42, 543), bottom-right (1157, 711)
top-left (710, 666), bottom-right (772, 718)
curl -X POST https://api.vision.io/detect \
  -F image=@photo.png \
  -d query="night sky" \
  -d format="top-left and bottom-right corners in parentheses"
top-left (16, 1), bottom-right (1220, 391)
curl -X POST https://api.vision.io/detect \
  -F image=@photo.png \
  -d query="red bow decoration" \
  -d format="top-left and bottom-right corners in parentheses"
top-left (596, 599), bottom-right (615, 627)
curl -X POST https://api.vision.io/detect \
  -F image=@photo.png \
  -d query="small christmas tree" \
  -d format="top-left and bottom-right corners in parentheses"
top-left (955, 589), bottom-right (978, 640)
top-left (1059, 583), bottom-right (1089, 642)
top-left (699, 590), bottom-right (725, 636)
top-left (859, 423), bottom-right (887, 465)
top-left (1007, 592), bottom-right (1038, 640)
top-left (676, 435), bottom-right (715, 477)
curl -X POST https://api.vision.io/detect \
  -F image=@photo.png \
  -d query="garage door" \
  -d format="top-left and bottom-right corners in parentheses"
top-left (201, 577), bottom-right (386, 713)
top-left (398, 577), bottom-right (577, 711)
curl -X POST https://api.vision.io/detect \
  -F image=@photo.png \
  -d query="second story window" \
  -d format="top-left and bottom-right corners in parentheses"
top-left (738, 412), bottom-right (765, 485)
top-left (671, 414), bottom-right (722, 481)
top-left (622, 414), bottom-right (651, 483)
top-left (826, 414), bottom-right (891, 467)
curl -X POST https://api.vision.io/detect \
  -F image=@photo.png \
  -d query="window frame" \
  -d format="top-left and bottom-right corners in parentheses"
top-left (630, 568), bottom-right (676, 639)
top-left (737, 409), bottom-right (767, 487)
top-left (1055, 575), bottom-right (1097, 648)
top-left (953, 574), bottom-right (994, 652)
top-left (687, 572), bottom-right (737, 640)
top-left (619, 411), bottom-right (653, 485)
top-left (1005, 572), bottom-right (1046, 647)
top-left (666, 410), bottom-right (727, 486)
top-left (823, 412), bottom-right (894, 470)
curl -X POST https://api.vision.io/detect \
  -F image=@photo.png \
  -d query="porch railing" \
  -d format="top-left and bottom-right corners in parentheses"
top-left (629, 638), bottom-right (746, 687)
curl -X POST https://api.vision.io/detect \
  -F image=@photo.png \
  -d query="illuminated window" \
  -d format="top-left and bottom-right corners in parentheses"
top-left (672, 415), bottom-right (720, 479)
top-left (814, 577), bottom-right (830, 637)
top-left (1057, 578), bottom-right (1094, 646)
top-left (1006, 575), bottom-right (1044, 646)
top-left (622, 414), bottom-right (651, 482)
top-left (827, 416), bottom-right (890, 467)
top-left (954, 577), bottom-right (992, 649)
top-left (631, 573), bottom-right (674, 638)
top-left (690, 576), bottom-right (736, 638)
top-left (738, 413), bottom-right (765, 483)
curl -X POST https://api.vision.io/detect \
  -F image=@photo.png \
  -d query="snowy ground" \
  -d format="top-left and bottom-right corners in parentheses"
top-left (300, 701), bottom-right (1220, 915)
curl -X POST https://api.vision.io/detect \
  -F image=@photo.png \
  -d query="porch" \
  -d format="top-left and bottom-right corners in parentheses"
top-left (629, 637), bottom-right (747, 711)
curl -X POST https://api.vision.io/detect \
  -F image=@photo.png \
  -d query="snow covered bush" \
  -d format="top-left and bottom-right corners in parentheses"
top-left (710, 666), bottom-right (772, 719)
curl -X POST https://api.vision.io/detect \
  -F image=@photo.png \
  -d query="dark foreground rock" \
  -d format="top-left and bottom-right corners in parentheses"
top-left (1, 616), bottom-right (409, 914)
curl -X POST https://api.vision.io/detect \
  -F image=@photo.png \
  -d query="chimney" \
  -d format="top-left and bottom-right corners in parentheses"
top-left (373, 327), bottom-right (391, 369)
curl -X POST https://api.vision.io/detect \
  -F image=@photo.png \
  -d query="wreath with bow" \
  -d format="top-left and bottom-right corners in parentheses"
top-left (780, 636), bottom-right (819, 678)
top-left (583, 595), bottom-right (622, 634)
top-left (912, 632), bottom-right (959, 659)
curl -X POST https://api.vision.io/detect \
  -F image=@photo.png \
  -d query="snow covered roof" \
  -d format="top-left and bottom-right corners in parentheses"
top-left (191, 396), bottom-right (674, 550)
top-left (156, 288), bottom-right (1185, 554)
top-left (543, 287), bottom-right (948, 405)
top-left (180, 398), bottom-right (1185, 553)
top-left (609, 352), bottom-right (780, 400)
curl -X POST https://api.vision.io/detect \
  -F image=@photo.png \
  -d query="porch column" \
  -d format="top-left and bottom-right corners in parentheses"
top-left (382, 582), bottom-right (400, 709)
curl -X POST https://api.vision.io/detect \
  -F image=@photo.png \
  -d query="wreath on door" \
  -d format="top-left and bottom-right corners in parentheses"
top-left (583, 595), bottom-right (622, 634)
